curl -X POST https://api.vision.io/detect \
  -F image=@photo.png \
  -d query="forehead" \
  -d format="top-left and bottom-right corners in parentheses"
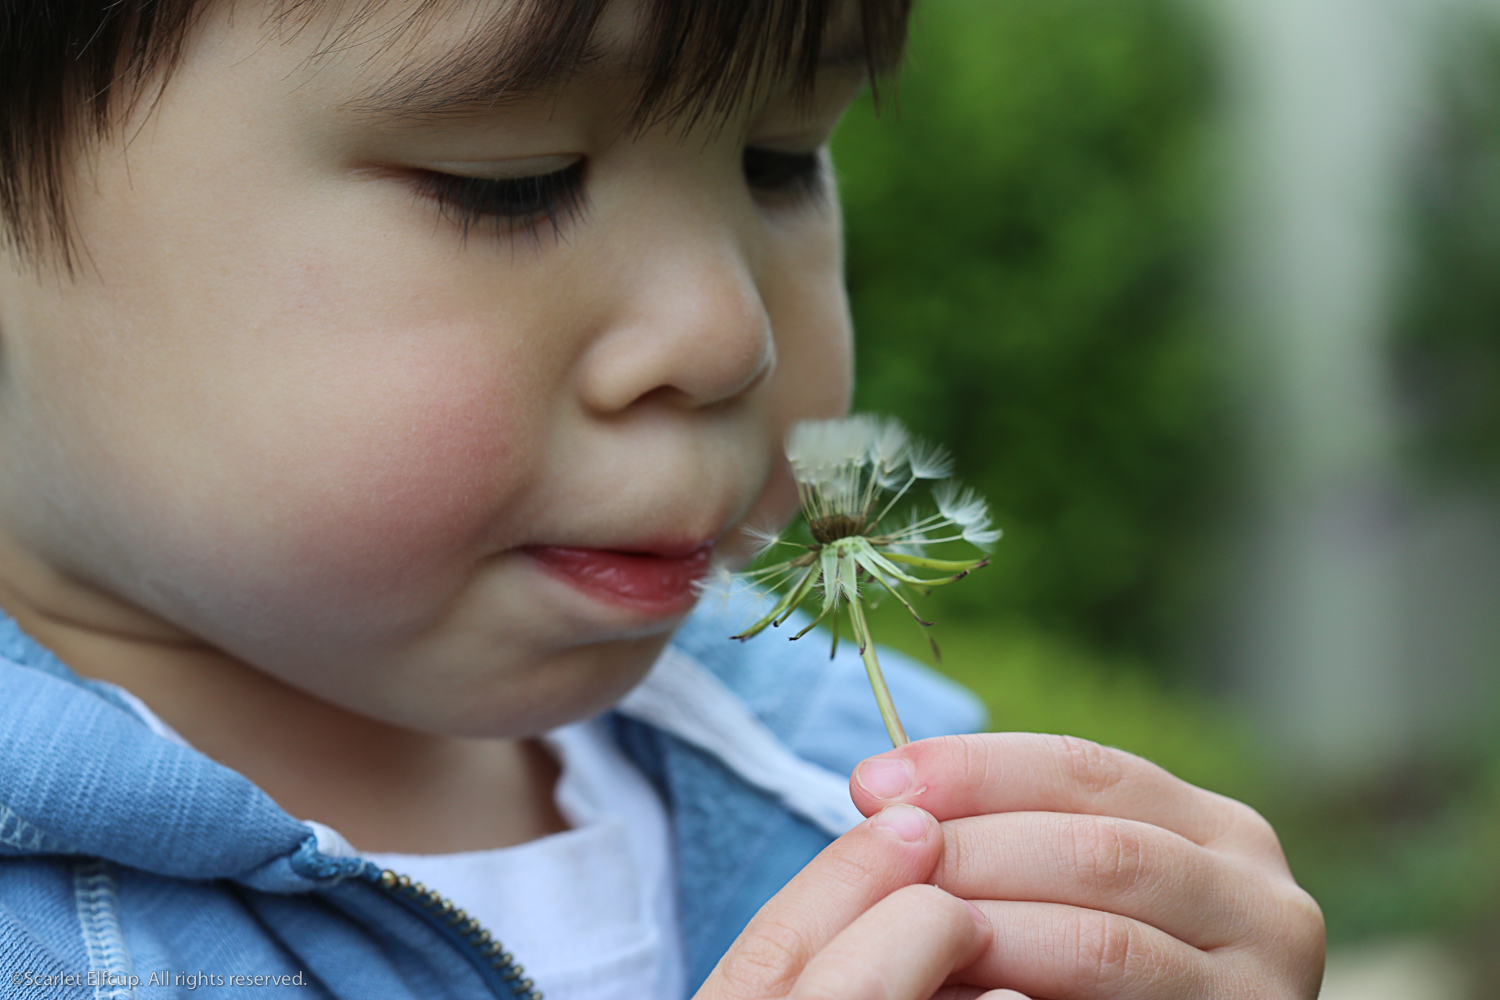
top-left (273, 0), bottom-right (875, 123)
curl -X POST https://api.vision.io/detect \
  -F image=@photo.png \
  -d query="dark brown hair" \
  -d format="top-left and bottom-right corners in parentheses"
top-left (0, 0), bottom-right (911, 264)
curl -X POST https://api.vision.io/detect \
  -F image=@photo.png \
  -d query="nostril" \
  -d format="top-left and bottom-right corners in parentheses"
top-left (632, 384), bottom-right (690, 409)
top-left (573, 238), bottom-right (779, 412)
top-left (577, 312), bottom-right (776, 412)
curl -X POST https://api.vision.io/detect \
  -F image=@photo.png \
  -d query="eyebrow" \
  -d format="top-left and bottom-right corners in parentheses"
top-left (342, 26), bottom-right (874, 123)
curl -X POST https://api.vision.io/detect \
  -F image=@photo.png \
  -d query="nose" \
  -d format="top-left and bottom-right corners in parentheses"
top-left (574, 232), bottom-right (777, 413)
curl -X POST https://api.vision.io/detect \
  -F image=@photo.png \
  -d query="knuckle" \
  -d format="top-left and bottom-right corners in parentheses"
top-left (1068, 815), bottom-right (1147, 896)
top-left (721, 917), bottom-right (809, 997)
top-left (1070, 909), bottom-right (1149, 990)
top-left (1223, 885), bottom-right (1326, 998)
top-left (1212, 796), bottom-right (1282, 851)
top-left (1240, 803), bottom-right (1285, 855)
top-left (1280, 885), bottom-right (1328, 962)
top-left (938, 819), bottom-right (967, 886)
top-left (816, 846), bottom-right (889, 898)
top-left (1054, 734), bottom-right (1128, 798)
top-left (946, 733), bottom-right (997, 789)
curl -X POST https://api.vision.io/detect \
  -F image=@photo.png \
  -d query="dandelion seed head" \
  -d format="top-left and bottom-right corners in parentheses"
top-left (786, 416), bottom-right (879, 481)
top-left (735, 415), bottom-right (998, 746)
top-left (807, 513), bottom-right (863, 544)
top-left (784, 417), bottom-right (993, 549)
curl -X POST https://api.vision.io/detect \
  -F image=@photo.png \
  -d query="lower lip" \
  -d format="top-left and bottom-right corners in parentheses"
top-left (524, 545), bottom-right (713, 615)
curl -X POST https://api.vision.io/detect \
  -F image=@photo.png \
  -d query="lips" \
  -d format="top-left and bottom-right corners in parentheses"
top-left (524, 544), bottom-right (714, 615)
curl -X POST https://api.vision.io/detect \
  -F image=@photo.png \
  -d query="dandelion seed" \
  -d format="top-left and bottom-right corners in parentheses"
top-left (741, 523), bottom-right (790, 559)
top-left (729, 415), bottom-right (999, 748)
top-left (907, 438), bottom-right (955, 481)
top-left (934, 481), bottom-right (1003, 551)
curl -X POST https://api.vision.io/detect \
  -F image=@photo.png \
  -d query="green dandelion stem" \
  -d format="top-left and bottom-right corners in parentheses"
top-left (847, 597), bottom-right (909, 748)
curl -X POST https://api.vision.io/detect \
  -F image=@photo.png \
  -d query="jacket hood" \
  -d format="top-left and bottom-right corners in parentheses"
top-left (0, 617), bottom-right (312, 887)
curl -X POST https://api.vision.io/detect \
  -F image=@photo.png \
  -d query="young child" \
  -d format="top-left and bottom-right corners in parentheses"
top-left (0, 1), bottom-right (1325, 998)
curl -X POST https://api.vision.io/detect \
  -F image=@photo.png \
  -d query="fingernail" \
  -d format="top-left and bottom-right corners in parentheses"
top-left (871, 803), bottom-right (928, 842)
top-left (962, 899), bottom-right (989, 928)
top-left (856, 757), bottom-right (914, 799)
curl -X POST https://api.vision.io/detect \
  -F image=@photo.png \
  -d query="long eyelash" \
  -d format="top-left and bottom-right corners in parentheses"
top-left (412, 161), bottom-right (588, 244)
top-left (743, 148), bottom-right (828, 207)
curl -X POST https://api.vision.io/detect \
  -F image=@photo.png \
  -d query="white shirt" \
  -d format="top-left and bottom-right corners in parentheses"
top-left (365, 719), bottom-right (682, 1000)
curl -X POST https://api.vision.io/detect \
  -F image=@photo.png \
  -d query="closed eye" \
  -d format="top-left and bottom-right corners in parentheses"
top-left (743, 148), bottom-right (827, 206)
top-left (412, 159), bottom-right (587, 240)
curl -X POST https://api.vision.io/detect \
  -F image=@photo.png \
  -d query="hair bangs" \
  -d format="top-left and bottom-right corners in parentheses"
top-left (1, 0), bottom-right (912, 265)
top-left (0, 0), bottom-right (210, 262)
top-left (318, 0), bottom-right (910, 124)
top-left (632, 0), bottom-right (911, 127)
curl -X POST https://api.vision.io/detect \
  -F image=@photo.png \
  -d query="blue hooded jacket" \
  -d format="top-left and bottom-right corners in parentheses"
top-left (0, 600), bottom-right (982, 1000)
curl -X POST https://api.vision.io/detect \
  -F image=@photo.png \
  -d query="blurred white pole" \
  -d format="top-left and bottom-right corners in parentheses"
top-left (1319, 938), bottom-right (1472, 1000)
top-left (1212, 0), bottom-right (1438, 781)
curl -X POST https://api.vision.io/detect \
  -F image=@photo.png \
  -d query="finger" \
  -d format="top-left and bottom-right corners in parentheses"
top-left (959, 900), bottom-right (1218, 1000)
top-left (700, 804), bottom-right (943, 999)
top-left (931, 812), bottom-right (1274, 949)
top-left (790, 884), bottom-right (988, 1000)
top-left (850, 733), bottom-right (1284, 859)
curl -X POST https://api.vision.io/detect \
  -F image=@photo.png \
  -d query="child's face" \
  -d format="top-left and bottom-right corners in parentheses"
top-left (0, 2), bottom-right (859, 736)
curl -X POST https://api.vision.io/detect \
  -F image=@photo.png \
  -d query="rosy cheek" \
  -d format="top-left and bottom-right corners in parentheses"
top-left (160, 311), bottom-right (545, 636)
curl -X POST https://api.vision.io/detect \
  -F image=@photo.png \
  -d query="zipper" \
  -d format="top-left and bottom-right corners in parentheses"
top-left (362, 866), bottom-right (542, 1000)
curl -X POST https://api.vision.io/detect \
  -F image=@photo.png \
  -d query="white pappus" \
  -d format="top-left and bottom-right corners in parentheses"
top-left (723, 415), bottom-right (999, 747)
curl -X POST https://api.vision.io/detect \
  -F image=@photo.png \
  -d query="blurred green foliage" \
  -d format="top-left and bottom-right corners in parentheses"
top-left (867, 603), bottom-right (1267, 799)
top-left (833, 0), bottom-right (1227, 664)
top-left (1397, 22), bottom-right (1500, 484)
top-left (1270, 754), bottom-right (1500, 947)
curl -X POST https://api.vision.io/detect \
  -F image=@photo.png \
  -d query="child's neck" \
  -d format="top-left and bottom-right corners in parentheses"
top-left (0, 554), bottom-right (568, 855)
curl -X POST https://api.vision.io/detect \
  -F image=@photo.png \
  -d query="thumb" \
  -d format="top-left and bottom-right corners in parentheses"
top-left (697, 804), bottom-right (945, 999)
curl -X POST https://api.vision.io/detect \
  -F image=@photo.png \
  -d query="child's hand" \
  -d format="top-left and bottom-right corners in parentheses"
top-left (695, 803), bottom-right (999, 1000)
top-left (848, 734), bottom-right (1327, 999)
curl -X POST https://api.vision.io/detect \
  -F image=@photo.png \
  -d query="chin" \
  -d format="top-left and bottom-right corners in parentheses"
top-left (435, 633), bottom-right (673, 740)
